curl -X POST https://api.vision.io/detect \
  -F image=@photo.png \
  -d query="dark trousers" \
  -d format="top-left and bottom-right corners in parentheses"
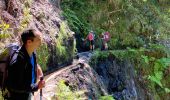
top-left (7, 91), bottom-right (32, 100)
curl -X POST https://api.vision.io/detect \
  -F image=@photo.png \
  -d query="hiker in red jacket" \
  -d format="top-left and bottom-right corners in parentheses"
top-left (86, 31), bottom-right (95, 51)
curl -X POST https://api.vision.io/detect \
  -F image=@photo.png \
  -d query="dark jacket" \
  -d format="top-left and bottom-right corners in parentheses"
top-left (7, 46), bottom-right (38, 93)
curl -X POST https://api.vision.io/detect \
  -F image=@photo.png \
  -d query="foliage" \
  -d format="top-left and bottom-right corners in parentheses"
top-left (55, 80), bottom-right (85, 100)
top-left (148, 58), bottom-right (170, 90)
top-left (19, 0), bottom-right (33, 32)
top-left (99, 95), bottom-right (115, 100)
top-left (62, 0), bottom-right (170, 50)
top-left (55, 22), bottom-right (76, 65)
top-left (62, 0), bottom-right (170, 98)
top-left (0, 91), bottom-right (3, 100)
top-left (126, 44), bottom-right (170, 95)
top-left (0, 18), bottom-right (15, 51)
top-left (62, 9), bottom-right (88, 36)
top-left (0, 20), bottom-right (11, 39)
top-left (90, 43), bottom-right (170, 98)
top-left (36, 44), bottom-right (49, 71)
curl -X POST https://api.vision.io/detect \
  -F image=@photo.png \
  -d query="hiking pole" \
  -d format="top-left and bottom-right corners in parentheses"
top-left (40, 76), bottom-right (44, 100)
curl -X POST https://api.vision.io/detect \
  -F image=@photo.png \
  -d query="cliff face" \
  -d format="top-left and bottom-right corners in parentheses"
top-left (92, 58), bottom-right (151, 100)
top-left (0, 0), bottom-right (75, 71)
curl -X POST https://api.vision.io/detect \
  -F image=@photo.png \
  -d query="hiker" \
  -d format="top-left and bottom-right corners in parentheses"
top-left (85, 31), bottom-right (95, 51)
top-left (6, 29), bottom-right (45, 100)
top-left (101, 31), bottom-right (110, 50)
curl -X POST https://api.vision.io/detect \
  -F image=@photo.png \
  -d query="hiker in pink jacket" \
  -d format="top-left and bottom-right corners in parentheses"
top-left (101, 31), bottom-right (110, 50)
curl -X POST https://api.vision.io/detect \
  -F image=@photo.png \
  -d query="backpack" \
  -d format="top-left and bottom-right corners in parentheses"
top-left (104, 32), bottom-right (110, 42)
top-left (88, 32), bottom-right (94, 41)
top-left (0, 43), bottom-right (21, 97)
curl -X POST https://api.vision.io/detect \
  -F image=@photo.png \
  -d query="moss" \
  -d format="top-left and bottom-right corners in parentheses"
top-left (54, 21), bottom-right (76, 65)
top-left (90, 45), bottom-right (170, 98)
top-left (99, 95), bottom-right (115, 100)
top-left (55, 80), bottom-right (85, 100)
top-left (37, 44), bottom-right (49, 71)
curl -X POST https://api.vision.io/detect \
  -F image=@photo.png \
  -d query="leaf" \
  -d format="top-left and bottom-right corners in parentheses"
top-left (150, 57), bottom-right (155, 61)
top-left (155, 71), bottom-right (163, 81)
top-left (141, 55), bottom-right (149, 64)
top-left (148, 75), bottom-right (163, 88)
top-left (4, 24), bottom-right (9, 30)
top-left (159, 58), bottom-right (170, 68)
top-left (154, 62), bottom-right (161, 73)
top-left (99, 95), bottom-right (115, 100)
top-left (165, 88), bottom-right (170, 93)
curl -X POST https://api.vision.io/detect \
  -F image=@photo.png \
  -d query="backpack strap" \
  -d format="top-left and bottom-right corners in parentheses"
top-left (9, 47), bottom-right (22, 66)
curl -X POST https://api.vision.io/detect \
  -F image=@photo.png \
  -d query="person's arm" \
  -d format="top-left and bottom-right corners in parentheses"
top-left (33, 64), bottom-right (45, 91)
top-left (37, 64), bottom-right (43, 81)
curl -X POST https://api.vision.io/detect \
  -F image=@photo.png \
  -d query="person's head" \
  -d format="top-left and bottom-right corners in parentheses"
top-left (21, 29), bottom-right (42, 50)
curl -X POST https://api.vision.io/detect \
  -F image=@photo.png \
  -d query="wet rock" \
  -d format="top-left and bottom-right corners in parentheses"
top-left (44, 62), bottom-right (108, 99)
top-left (93, 58), bottom-right (151, 100)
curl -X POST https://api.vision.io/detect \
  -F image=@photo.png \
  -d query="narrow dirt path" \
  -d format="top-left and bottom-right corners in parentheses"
top-left (34, 52), bottom-right (93, 100)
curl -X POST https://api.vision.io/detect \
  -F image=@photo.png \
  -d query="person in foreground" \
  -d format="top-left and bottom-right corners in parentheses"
top-left (6, 29), bottom-right (45, 100)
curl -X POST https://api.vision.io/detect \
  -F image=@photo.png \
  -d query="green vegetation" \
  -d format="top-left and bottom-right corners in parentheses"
top-left (61, 0), bottom-right (170, 49)
top-left (90, 45), bottom-right (170, 99)
top-left (0, 19), bottom-right (14, 52)
top-left (99, 95), bottom-right (115, 100)
top-left (55, 21), bottom-right (76, 65)
top-left (36, 21), bottom-right (76, 72)
top-left (19, 0), bottom-right (33, 32)
top-left (0, 91), bottom-right (3, 100)
top-left (62, 0), bottom-right (170, 98)
top-left (0, 20), bottom-right (11, 39)
top-left (37, 44), bottom-right (49, 71)
top-left (54, 80), bottom-right (85, 100)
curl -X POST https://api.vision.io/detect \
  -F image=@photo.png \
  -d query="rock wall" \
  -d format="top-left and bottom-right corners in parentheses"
top-left (0, 0), bottom-right (75, 71)
top-left (91, 56), bottom-right (154, 100)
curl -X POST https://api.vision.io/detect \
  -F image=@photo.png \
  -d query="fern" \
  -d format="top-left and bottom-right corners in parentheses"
top-left (141, 55), bottom-right (149, 64)
top-left (159, 58), bottom-right (170, 68)
top-left (148, 57), bottom-right (170, 90)
top-left (148, 73), bottom-right (163, 88)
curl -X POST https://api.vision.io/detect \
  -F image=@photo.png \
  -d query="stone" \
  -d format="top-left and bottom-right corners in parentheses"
top-left (0, 10), bottom-right (16, 27)
top-left (7, 0), bottom-right (22, 18)
top-left (0, 0), bottom-right (6, 13)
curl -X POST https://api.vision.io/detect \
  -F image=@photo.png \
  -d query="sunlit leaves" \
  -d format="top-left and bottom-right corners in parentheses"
top-left (55, 80), bottom-right (85, 100)
top-left (164, 88), bottom-right (170, 93)
top-left (143, 0), bottom-right (147, 2)
top-left (148, 74), bottom-right (163, 88)
top-left (141, 55), bottom-right (149, 64)
top-left (99, 95), bottom-right (115, 100)
top-left (148, 57), bottom-right (170, 92)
